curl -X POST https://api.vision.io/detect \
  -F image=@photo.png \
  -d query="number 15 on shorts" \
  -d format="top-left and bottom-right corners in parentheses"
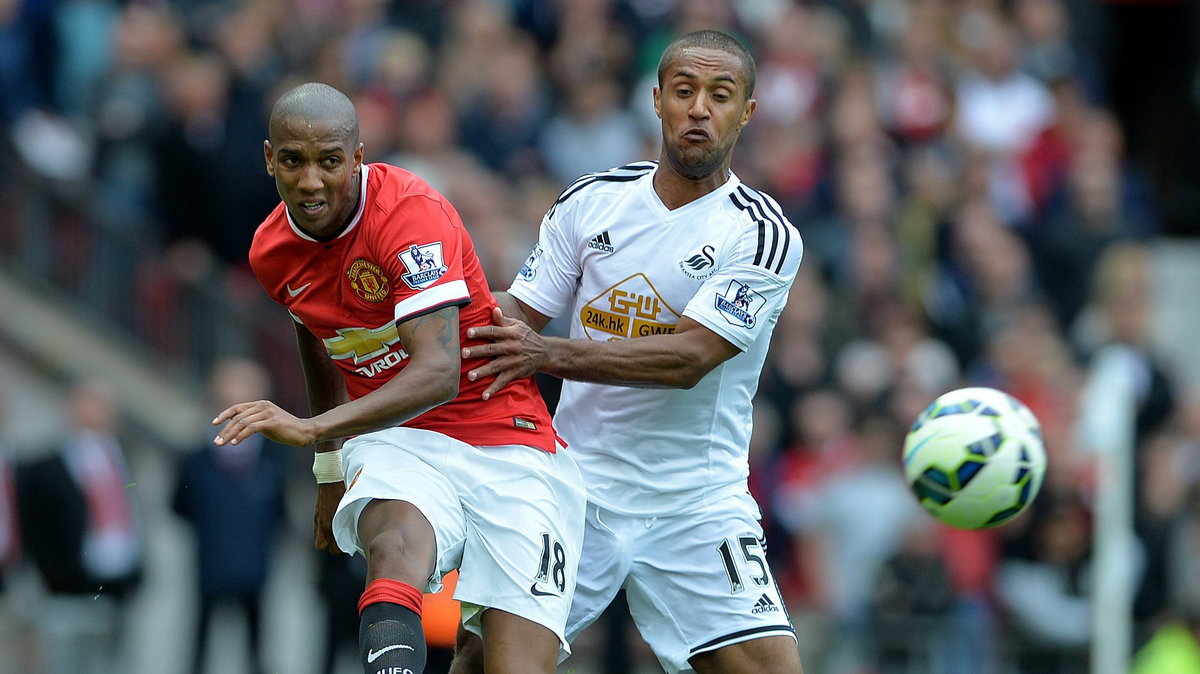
top-left (717, 535), bottom-right (769, 594)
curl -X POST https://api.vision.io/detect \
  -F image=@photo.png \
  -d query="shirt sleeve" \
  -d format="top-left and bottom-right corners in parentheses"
top-left (375, 194), bottom-right (471, 323)
top-left (507, 203), bottom-right (581, 319)
top-left (682, 221), bottom-right (803, 352)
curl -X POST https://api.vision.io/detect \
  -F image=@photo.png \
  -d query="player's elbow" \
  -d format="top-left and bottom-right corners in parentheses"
top-left (662, 326), bottom-right (737, 389)
top-left (435, 368), bottom-right (460, 404)
top-left (424, 359), bottom-right (460, 405)
top-left (672, 361), bottom-right (714, 389)
top-left (670, 344), bottom-right (733, 388)
top-left (434, 376), bottom-right (459, 405)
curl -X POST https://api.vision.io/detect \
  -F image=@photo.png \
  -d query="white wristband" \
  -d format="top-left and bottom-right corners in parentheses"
top-left (312, 450), bottom-right (344, 484)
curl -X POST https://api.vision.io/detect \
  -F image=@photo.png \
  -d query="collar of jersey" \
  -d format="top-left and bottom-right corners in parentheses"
top-left (286, 163), bottom-right (370, 243)
top-left (644, 166), bottom-right (742, 218)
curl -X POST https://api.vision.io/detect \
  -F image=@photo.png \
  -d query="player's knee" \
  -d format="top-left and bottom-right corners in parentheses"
top-left (362, 528), bottom-right (431, 583)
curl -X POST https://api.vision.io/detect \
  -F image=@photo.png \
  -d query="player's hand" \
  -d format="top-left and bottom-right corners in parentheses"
top-left (212, 400), bottom-right (317, 448)
top-left (463, 307), bottom-right (547, 400)
top-left (314, 482), bottom-right (345, 554)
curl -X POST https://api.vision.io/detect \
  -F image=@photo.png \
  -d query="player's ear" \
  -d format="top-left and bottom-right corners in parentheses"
top-left (264, 140), bottom-right (275, 176)
top-left (652, 86), bottom-right (663, 119)
top-left (353, 142), bottom-right (364, 173)
top-left (739, 98), bottom-right (756, 129)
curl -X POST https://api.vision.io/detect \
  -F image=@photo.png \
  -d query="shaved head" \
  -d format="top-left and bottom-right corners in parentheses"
top-left (657, 30), bottom-right (756, 99)
top-left (263, 82), bottom-right (364, 239)
top-left (268, 82), bottom-right (360, 146)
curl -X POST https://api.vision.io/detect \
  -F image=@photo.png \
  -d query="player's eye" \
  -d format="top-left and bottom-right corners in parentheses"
top-left (323, 156), bottom-right (341, 168)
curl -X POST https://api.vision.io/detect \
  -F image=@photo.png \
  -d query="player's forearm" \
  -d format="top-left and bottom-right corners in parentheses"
top-left (307, 366), bottom-right (457, 442)
top-left (540, 334), bottom-right (710, 389)
top-left (493, 291), bottom-right (550, 332)
top-left (295, 323), bottom-right (455, 446)
top-left (493, 291), bottom-right (528, 323)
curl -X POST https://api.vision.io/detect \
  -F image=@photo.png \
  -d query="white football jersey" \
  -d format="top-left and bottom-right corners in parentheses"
top-left (509, 162), bottom-right (802, 516)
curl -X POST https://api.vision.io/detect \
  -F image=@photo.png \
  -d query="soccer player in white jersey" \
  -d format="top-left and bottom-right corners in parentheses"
top-left (456, 30), bottom-right (804, 674)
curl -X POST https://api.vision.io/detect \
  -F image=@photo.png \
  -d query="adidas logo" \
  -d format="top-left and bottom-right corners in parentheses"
top-left (587, 230), bottom-right (615, 252)
top-left (751, 594), bottom-right (780, 615)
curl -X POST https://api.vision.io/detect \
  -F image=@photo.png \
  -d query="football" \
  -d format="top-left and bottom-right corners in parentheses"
top-left (902, 386), bottom-right (1047, 529)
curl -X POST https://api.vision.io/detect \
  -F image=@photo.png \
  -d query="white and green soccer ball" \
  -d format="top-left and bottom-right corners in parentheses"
top-left (903, 386), bottom-right (1047, 529)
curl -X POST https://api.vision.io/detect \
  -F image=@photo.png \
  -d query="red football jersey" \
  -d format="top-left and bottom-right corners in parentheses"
top-left (249, 163), bottom-right (555, 452)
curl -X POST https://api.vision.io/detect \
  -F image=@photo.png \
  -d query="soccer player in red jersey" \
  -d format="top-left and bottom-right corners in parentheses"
top-left (212, 83), bottom-right (584, 674)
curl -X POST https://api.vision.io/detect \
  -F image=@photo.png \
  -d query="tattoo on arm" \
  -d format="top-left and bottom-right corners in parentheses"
top-left (395, 305), bottom-right (461, 390)
top-left (402, 306), bottom-right (458, 354)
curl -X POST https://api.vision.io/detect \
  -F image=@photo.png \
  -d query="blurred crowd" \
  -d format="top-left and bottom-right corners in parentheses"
top-left (3, 0), bottom-right (1200, 672)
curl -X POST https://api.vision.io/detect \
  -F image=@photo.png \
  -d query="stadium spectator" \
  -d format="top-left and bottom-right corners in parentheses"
top-left (0, 394), bottom-right (18, 589)
top-left (0, 0), bottom-right (50, 126)
top-left (953, 11), bottom-right (1056, 225)
top-left (315, 551), bottom-right (367, 673)
top-left (172, 357), bottom-right (291, 674)
top-left (15, 378), bottom-right (143, 674)
top-left (1165, 389), bottom-right (1200, 623)
top-left (537, 75), bottom-right (646, 186)
top-left (783, 412), bottom-right (924, 673)
top-left (870, 517), bottom-right (956, 673)
top-left (0, 453), bottom-right (16, 613)
top-left (455, 30), bottom-right (550, 176)
top-left (1030, 109), bottom-right (1159, 329)
top-left (924, 198), bottom-right (1045, 368)
top-left (994, 489), bottom-right (1094, 673)
top-left (874, 6), bottom-right (955, 148)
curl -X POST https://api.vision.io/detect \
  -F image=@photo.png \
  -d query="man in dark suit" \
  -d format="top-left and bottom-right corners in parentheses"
top-left (16, 378), bottom-right (142, 674)
top-left (173, 357), bottom-right (292, 674)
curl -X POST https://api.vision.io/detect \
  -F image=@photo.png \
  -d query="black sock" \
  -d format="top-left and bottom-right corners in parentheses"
top-left (359, 602), bottom-right (428, 674)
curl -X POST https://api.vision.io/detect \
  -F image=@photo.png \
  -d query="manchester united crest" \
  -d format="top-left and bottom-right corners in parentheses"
top-left (347, 258), bottom-right (390, 303)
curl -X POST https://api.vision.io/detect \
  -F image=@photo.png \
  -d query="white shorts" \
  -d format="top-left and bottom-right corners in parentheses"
top-left (331, 426), bottom-right (586, 654)
top-left (565, 492), bottom-right (796, 673)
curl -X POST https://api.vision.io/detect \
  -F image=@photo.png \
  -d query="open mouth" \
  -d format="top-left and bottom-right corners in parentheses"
top-left (298, 200), bottom-right (326, 216)
top-left (683, 128), bottom-right (711, 142)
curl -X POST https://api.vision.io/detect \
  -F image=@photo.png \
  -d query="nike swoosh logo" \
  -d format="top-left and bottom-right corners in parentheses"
top-left (530, 583), bottom-right (558, 597)
top-left (366, 644), bottom-right (415, 663)
top-left (287, 282), bottom-right (311, 297)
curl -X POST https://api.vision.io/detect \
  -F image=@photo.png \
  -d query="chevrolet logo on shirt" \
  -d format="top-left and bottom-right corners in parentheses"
top-left (324, 323), bottom-right (403, 363)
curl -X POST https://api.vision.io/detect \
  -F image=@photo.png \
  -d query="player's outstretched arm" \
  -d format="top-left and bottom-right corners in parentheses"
top-left (212, 399), bottom-right (320, 447)
top-left (465, 312), bottom-right (739, 399)
top-left (302, 305), bottom-right (461, 439)
top-left (214, 322), bottom-right (348, 448)
top-left (211, 322), bottom-right (350, 551)
top-left (213, 307), bottom-right (461, 443)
